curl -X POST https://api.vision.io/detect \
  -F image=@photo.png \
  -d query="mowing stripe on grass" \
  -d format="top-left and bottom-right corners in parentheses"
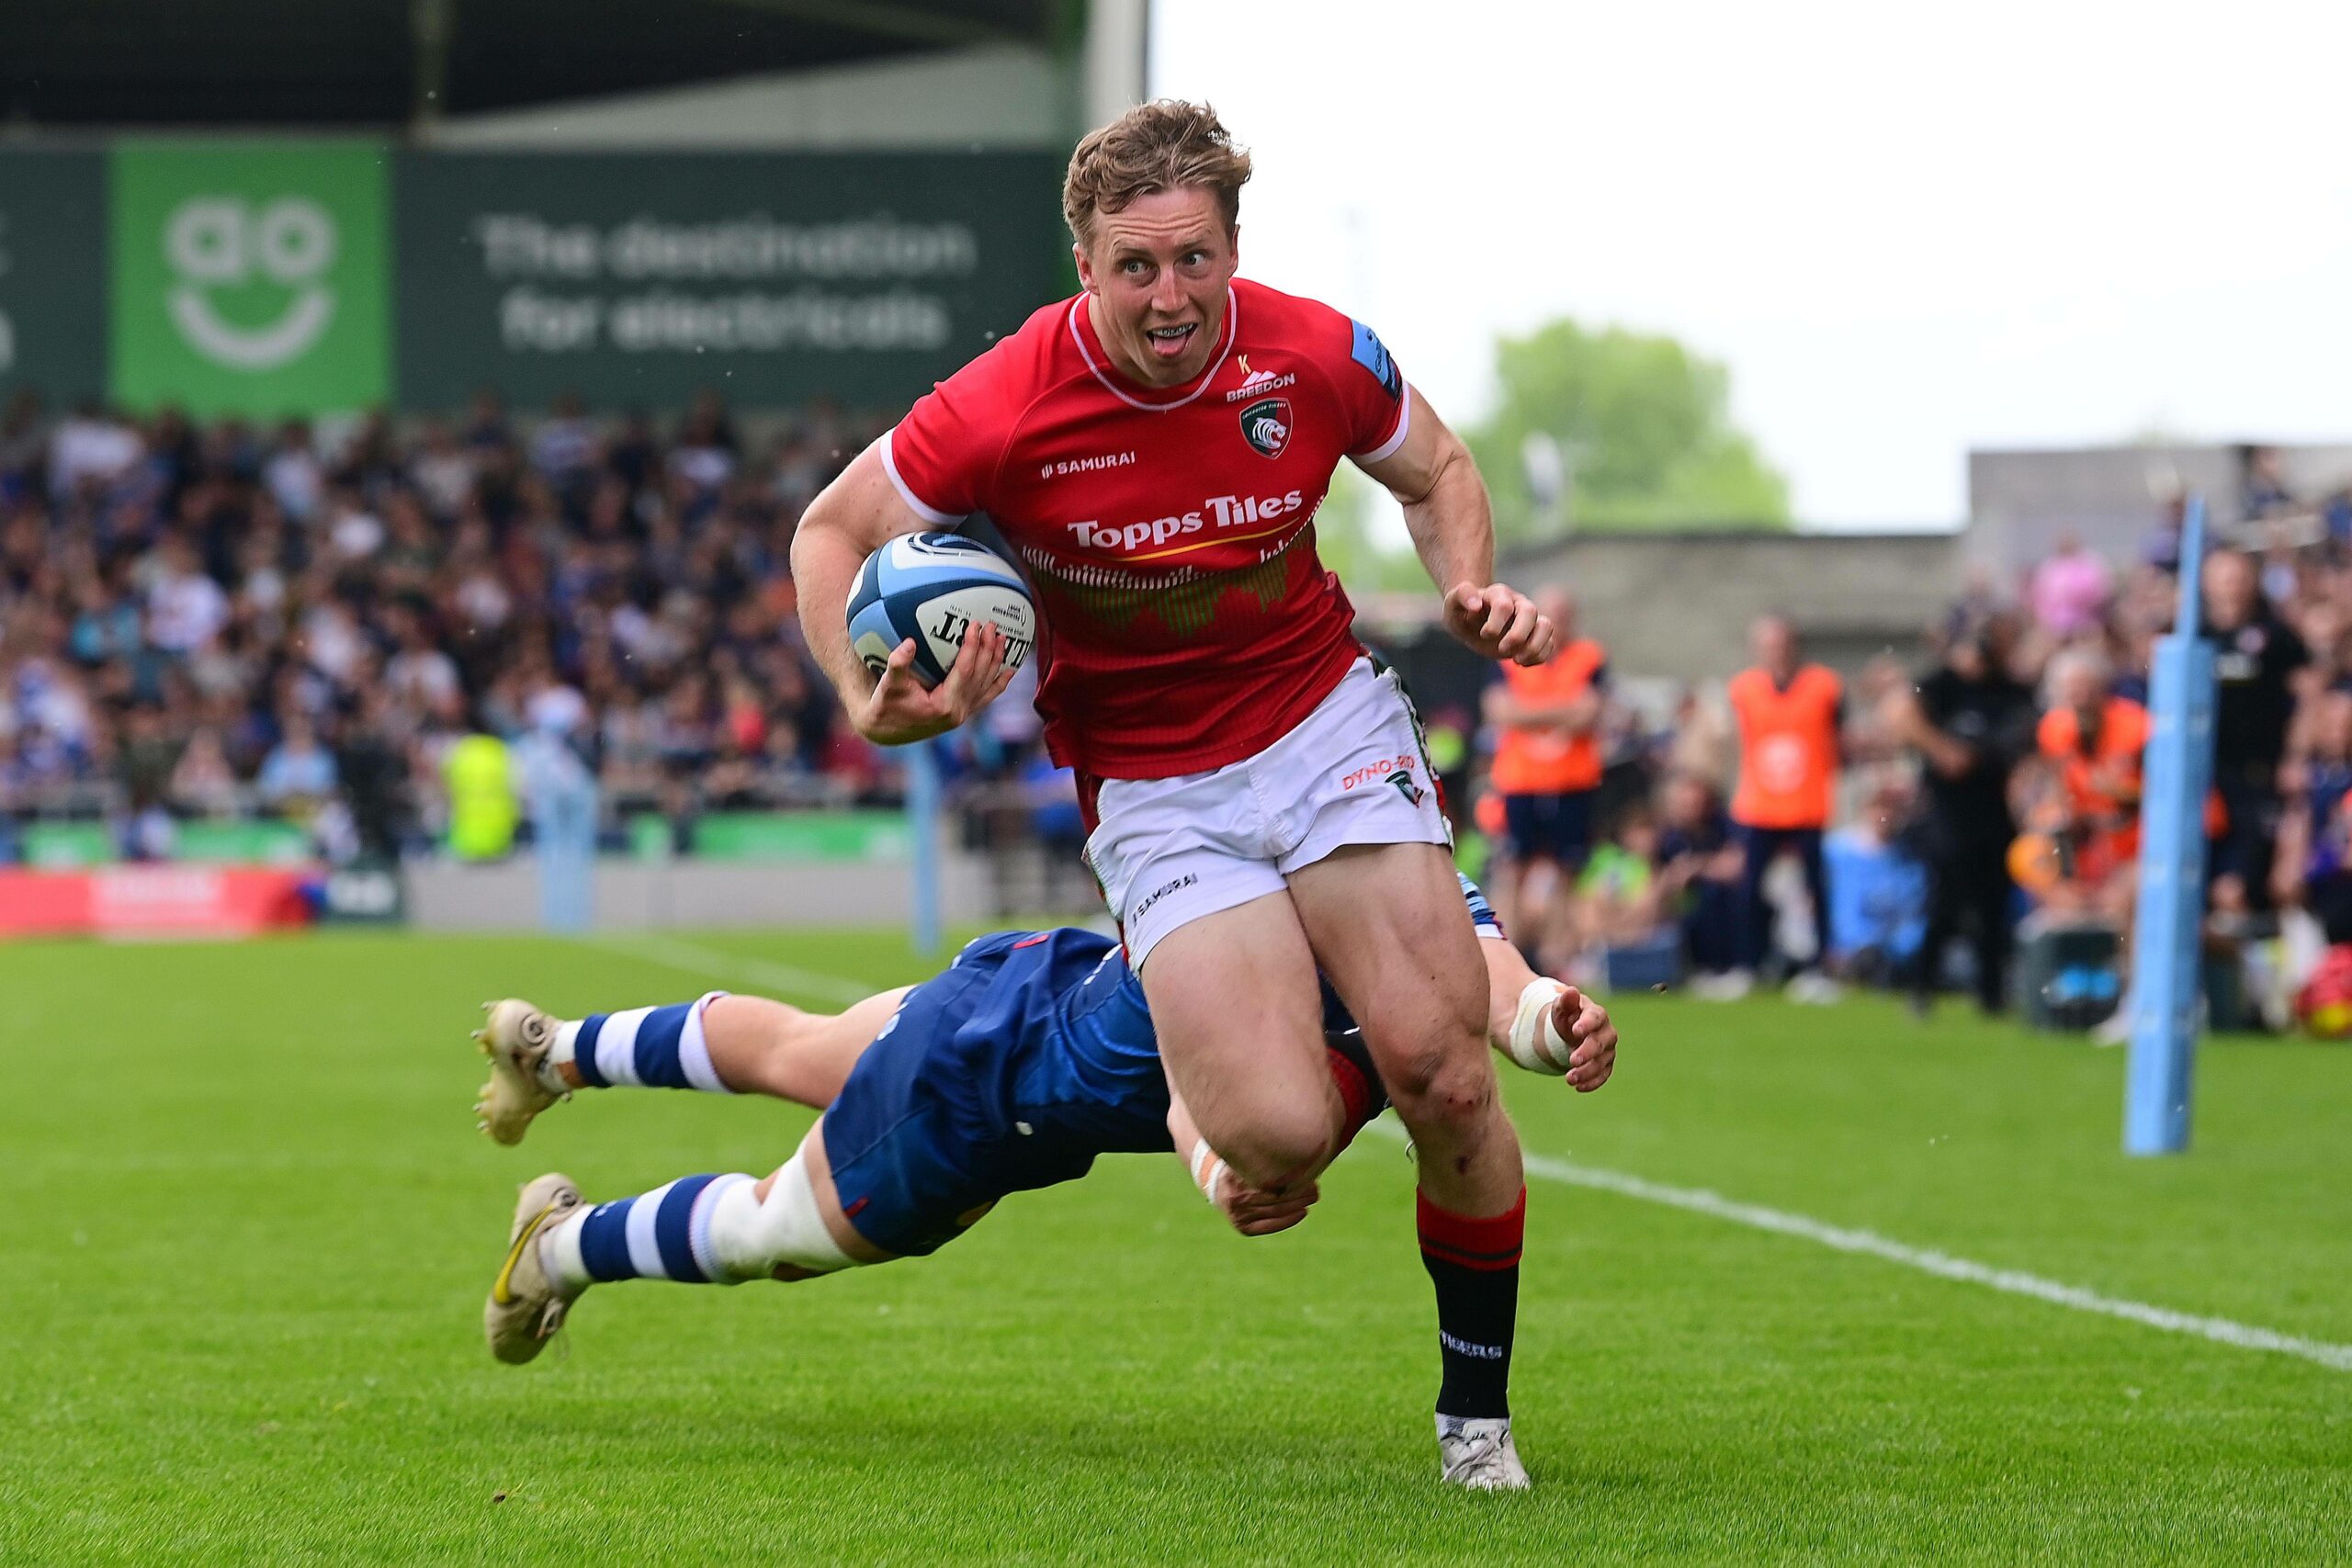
top-left (1369, 1121), bottom-right (2352, 1372)
top-left (587, 933), bottom-right (881, 1007)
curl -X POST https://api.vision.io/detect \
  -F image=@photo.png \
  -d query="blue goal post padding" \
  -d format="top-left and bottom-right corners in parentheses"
top-left (2124, 496), bottom-right (2215, 1156)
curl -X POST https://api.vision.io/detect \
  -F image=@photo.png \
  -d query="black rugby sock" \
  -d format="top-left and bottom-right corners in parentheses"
top-left (1417, 1186), bottom-right (1525, 1421)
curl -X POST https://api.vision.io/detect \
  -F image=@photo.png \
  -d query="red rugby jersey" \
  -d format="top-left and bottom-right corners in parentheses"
top-left (879, 277), bottom-right (1410, 779)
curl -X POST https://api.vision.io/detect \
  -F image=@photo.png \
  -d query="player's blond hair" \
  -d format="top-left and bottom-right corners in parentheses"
top-left (1063, 99), bottom-right (1252, 249)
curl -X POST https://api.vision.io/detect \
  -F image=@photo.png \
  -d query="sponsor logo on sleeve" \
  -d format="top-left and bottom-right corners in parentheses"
top-left (1349, 319), bottom-right (1402, 401)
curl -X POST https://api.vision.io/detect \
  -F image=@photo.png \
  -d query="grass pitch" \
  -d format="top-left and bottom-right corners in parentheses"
top-left (4, 927), bottom-right (2348, 1562)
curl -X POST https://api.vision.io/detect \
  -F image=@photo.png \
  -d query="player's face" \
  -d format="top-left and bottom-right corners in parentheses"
top-left (1076, 186), bottom-right (1238, 387)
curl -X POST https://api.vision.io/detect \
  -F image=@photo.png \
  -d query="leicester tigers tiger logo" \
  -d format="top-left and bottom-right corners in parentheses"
top-left (1238, 396), bottom-right (1292, 459)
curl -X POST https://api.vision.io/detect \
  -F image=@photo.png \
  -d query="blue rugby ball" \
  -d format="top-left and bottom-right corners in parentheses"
top-left (846, 532), bottom-right (1037, 689)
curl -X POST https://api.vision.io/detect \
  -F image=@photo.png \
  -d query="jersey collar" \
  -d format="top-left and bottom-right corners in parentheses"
top-left (1068, 287), bottom-right (1238, 412)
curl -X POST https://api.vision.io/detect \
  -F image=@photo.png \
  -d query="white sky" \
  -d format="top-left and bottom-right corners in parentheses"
top-left (1148, 0), bottom-right (2352, 530)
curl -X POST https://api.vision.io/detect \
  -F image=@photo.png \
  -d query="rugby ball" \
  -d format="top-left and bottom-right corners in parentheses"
top-left (846, 532), bottom-right (1036, 689)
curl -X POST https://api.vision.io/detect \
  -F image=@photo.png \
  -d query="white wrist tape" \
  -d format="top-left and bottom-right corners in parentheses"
top-left (1189, 1138), bottom-right (1228, 1207)
top-left (1506, 978), bottom-right (1573, 1075)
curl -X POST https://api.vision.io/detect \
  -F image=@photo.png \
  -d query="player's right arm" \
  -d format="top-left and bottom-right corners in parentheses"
top-left (796, 332), bottom-right (1038, 744)
top-left (792, 446), bottom-right (1013, 746)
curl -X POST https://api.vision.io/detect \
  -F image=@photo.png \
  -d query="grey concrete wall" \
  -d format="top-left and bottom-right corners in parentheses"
top-left (406, 852), bottom-right (1001, 931)
top-left (1502, 531), bottom-right (1965, 682)
top-left (1968, 442), bottom-right (2352, 574)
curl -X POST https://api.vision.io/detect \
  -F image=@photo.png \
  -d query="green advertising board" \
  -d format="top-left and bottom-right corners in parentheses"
top-left (20, 818), bottom-right (314, 867)
top-left (0, 144), bottom-right (1063, 417)
top-left (627, 809), bottom-right (912, 861)
top-left (107, 140), bottom-right (393, 417)
top-left (393, 151), bottom-right (1063, 409)
top-left (0, 150), bottom-right (107, 407)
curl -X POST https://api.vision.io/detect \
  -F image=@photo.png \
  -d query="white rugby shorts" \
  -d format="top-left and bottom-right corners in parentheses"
top-left (1085, 659), bottom-right (1453, 967)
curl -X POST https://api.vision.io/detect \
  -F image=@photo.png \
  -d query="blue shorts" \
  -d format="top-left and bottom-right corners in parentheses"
top-left (819, 945), bottom-right (1098, 1258)
top-left (1502, 790), bottom-right (1597, 867)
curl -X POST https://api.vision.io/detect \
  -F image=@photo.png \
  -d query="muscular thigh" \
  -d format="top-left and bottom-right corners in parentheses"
top-left (1286, 841), bottom-right (1490, 1096)
top-left (706, 987), bottom-right (909, 1105)
top-left (1137, 890), bottom-right (1336, 1183)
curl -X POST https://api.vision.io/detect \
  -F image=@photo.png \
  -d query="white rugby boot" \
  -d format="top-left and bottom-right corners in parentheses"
top-left (473, 998), bottom-right (565, 1145)
top-left (1437, 1416), bottom-right (1531, 1490)
top-left (485, 1172), bottom-right (585, 1365)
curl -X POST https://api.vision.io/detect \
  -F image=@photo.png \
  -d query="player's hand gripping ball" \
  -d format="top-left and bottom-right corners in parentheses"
top-left (847, 533), bottom-right (1037, 689)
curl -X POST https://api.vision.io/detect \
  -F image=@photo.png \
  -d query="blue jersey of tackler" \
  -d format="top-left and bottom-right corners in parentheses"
top-left (929, 873), bottom-right (1503, 1161)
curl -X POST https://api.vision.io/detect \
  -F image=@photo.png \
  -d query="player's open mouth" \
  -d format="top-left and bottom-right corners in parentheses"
top-left (1144, 323), bottom-right (1197, 357)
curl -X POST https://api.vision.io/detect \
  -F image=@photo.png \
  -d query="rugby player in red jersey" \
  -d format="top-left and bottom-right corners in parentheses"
top-left (791, 102), bottom-right (1555, 1488)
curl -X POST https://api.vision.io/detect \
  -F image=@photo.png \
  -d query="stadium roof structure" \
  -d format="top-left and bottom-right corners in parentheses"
top-left (0, 0), bottom-right (1072, 129)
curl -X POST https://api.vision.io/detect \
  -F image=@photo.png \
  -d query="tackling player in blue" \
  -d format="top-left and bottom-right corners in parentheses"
top-left (471, 876), bottom-right (1615, 1489)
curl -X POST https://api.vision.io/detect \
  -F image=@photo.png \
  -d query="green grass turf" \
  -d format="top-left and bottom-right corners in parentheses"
top-left (3, 928), bottom-right (2349, 1562)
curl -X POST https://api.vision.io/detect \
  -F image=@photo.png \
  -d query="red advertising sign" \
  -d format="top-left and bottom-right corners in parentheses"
top-left (0, 867), bottom-right (316, 938)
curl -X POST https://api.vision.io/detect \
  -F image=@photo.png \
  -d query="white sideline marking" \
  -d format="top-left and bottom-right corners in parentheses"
top-left (587, 933), bottom-right (881, 1007)
top-left (1369, 1122), bottom-right (2352, 1372)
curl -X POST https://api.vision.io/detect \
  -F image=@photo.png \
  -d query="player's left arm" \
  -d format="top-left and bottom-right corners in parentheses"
top-left (1356, 388), bottom-right (1555, 667)
top-left (1479, 934), bottom-right (1616, 1092)
top-left (1454, 871), bottom-right (1613, 1088)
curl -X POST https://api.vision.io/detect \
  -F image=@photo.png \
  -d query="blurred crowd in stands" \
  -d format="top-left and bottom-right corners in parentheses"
top-left (1473, 448), bottom-right (2352, 1031)
top-left (0, 389), bottom-right (962, 863)
top-left (6, 386), bottom-right (2352, 1028)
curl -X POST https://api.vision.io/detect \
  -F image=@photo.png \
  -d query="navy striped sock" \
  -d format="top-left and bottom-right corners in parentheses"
top-left (563, 995), bottom-right (730, 1092)
top-left (551, 1173), bottom-right (752, 1286)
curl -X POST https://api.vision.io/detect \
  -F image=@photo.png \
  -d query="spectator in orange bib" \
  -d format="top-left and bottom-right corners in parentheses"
top-left (2039, 649), bottom-right (2148, 874)
top-left (2020, 646), bottom-right (2223, 925)
top-left (1481, 586), bottom-right (1607, 966)
top-left (1724, 615), bottom-right (1847, 1002)
top-left (2008, 647), bottom-right (2146, 935)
